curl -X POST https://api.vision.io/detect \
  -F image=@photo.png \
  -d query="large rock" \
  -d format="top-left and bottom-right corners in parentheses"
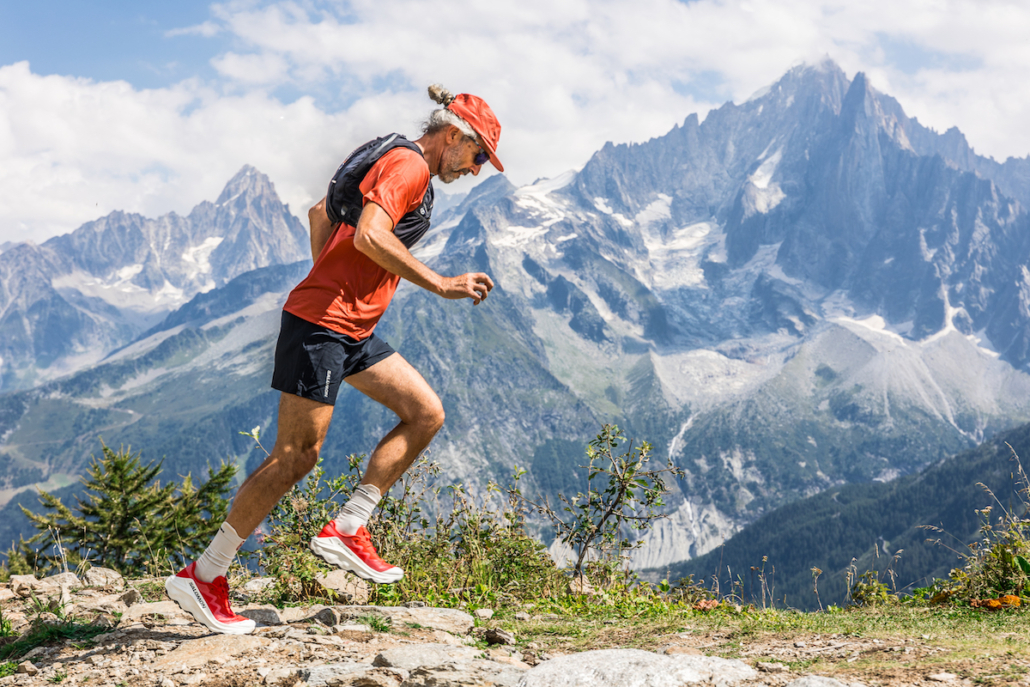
top-left (122, 601), bottom-right (191, 622)
top-left (374, 644), bottom-right (481, 670)
top-left (374, 644), bottom-right (526, 686)
top-left (302, 662), bottom-right (372, 686)
top-left (339, 605), bottom-right (474, 635)
top-left (152, 634), bottom-right (271, 670)
top-left (44, 572), bottom-right (82, 590)
top-left (517, 649), bottom-right (757, 686)
top-left (405, 661), bottom-right (527, 686)
top-left (81, 567), bottom-right (125, 590)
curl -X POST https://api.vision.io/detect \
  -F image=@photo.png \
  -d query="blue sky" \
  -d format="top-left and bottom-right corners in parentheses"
top-left (0, 3), bottom-right (220, 87)
top-left (1, 1), bottom-right (1028, 244)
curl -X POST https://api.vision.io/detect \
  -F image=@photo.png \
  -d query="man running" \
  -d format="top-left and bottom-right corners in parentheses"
top-left (166, 85), bottom-right (503, 635)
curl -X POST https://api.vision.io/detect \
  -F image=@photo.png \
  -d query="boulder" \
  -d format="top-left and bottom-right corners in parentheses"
top-left (152, 634), bottom-right (271, 670)
top-left (373, 644), bottom-right (481, 670)
top-left (81, 567), bottom-right (125, 590)
top-left (517, 649), bottom-right (757, 686)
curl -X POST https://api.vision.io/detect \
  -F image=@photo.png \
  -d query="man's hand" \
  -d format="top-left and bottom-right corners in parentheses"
top-left (437, 273), bottom-right (494, 305)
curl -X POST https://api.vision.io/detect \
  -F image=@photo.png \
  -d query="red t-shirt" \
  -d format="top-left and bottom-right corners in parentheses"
top-left (284, 147), bottom-right (430, 339)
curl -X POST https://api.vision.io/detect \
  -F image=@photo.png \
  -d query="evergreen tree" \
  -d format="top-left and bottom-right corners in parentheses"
top-left (18, 443), bottom-right (237, 577)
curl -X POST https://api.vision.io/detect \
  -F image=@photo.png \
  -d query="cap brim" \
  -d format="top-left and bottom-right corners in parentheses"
top-left (487, 150), bottom-right (504, 173)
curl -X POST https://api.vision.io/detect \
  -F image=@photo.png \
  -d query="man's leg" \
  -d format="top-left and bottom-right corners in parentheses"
top-left (310, 353), bottom-right (444, 582)
top-left (166, 392), bottom-right (332, 634)
top-left (226, 392), bottom-right (335, 536)
top-left (345, 353), bottom-right (445, 493)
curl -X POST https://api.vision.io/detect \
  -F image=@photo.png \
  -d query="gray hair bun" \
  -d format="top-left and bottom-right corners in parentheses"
top-left (428, 84), bottom-right (455, 106)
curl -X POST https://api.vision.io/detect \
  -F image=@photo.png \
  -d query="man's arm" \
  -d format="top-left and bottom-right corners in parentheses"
top-left (353, 202), bottom-right (494, 304)
top-left (308, 198), bottom-right (335, 262)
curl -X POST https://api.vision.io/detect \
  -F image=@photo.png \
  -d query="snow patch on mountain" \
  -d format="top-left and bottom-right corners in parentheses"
top-left (182, 236), bottom-right (224, 287)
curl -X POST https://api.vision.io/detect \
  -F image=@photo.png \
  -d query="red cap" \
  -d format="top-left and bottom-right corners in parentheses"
top-left (447, 94), bottom-right (504, 172)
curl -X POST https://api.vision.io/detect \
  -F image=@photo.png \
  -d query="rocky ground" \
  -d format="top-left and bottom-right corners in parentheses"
top-left (1, 569), bottom-right (1021, 686)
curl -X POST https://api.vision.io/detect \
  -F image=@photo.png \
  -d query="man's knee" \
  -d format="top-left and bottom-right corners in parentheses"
top-left (416, 398), bottom-right (445, 436)
top-left (279, 444), bottom-right (320, 483)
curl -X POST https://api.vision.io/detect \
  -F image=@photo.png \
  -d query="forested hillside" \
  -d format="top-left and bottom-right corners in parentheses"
top-left (660, 423), bottom-right (1030, 610)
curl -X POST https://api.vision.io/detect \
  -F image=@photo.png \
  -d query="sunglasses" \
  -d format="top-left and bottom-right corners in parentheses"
top-left (469, 137), bottom-right (490, 166)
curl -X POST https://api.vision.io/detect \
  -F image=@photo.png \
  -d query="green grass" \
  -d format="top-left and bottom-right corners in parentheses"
top-left (0, 619), bottom-right (110, 662)
top-left (357, 614), bottom-right (393, 633)
top-left (0, 662), bottom-right (17, 678)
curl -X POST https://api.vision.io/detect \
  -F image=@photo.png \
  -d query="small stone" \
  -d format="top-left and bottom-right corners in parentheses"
top-left (160, 679), bottom-right (176, 687)
top-left (928, 673), bottom-right (958, 682)
top-left (485, 628), bottom-right (516, 645)
top-left (402, 600), bottom-right (427, 608)
top-left (16, 661), bottom-right (38, 676)
top-left (663, 645), bottom-right (701, 656)
top-left (81, 567), bottom-right (125, 590)
top-left (794, 641), bottom-right (807, 648)
top-left (119, 588), bottom-right (143, 606)
top-left (568, 574), bottom-right (596, 596)
top-left (240, 604), bottom-right (283, 626)
top-left (242, 577), bottom-right (276, 594)
top-left (758, 661), bottom-right (788, 673)
top-left (316, 570), bottom-right (370, 604)
top-left (431, 630), bottom-right (464, 646)
top-left (0, 588), bottom-right (14, 602)
top-left (314, 606), bottom-right (342, 626)
top-left (515, 612), bottom-right (531, 621)
top-left (474, 608), bottom-right (494, 620)
top-left (279, 605), bottom-right (328, 623)
top-left (10, 574), bottom-right (37, 597)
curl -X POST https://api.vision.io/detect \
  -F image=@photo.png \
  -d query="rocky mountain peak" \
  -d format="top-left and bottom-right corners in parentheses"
top-left (215, 165), bottom-right (279, 206)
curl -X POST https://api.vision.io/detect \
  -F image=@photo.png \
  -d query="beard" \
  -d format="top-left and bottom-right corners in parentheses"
top-left (437, 145), bottom-right (470, 183)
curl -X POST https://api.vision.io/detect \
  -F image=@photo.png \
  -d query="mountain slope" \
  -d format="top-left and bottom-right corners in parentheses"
top-left (4, 61), bottom-right (1030, 571)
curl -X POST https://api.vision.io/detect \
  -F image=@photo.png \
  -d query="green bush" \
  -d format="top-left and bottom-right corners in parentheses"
top-left (254, 452), bottom-right (564, 608)
top-left (13, 442), bottom-right (236, 577)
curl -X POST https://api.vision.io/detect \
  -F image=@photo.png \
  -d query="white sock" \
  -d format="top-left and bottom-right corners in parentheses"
top-left (333, 484), bottom-right (382, 535)
top-left (195, 522), bottom-right (246, 583)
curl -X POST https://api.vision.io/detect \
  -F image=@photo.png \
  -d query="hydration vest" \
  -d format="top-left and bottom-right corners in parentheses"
top-left (325, 134), bottom-right (435, 249)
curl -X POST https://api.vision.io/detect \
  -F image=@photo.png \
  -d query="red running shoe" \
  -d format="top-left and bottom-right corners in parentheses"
top-left (165, 562), bottom-right (256, 635)
top-left (310, 522), bottom-right (403, 584)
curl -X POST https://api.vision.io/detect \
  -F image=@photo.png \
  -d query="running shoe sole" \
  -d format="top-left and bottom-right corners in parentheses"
top-left (164, 574), bottom-right (256, 635)
top-left (310, 536), bottom-right (404, 584)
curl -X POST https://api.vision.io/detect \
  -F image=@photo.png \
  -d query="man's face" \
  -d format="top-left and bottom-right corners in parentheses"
top-left (437, 134), bottom-right (483, 184)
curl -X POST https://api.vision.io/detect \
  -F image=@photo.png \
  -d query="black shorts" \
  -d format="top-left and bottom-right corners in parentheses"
top-left (270, 310), bottom-right (395, 405)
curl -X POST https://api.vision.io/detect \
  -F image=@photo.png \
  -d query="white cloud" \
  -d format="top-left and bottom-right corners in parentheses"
top-left (3, 0), bottom-right (1030, 244)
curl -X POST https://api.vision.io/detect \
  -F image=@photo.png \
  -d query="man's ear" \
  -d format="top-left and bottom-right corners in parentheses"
top-left (447, 125), bottom-right (463, 144)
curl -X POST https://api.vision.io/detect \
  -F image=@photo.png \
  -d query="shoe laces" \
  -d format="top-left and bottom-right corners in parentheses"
top-left (211, 577), bottom-right (235, 616)
top-left (350, 527), bottom-right (384, 562)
